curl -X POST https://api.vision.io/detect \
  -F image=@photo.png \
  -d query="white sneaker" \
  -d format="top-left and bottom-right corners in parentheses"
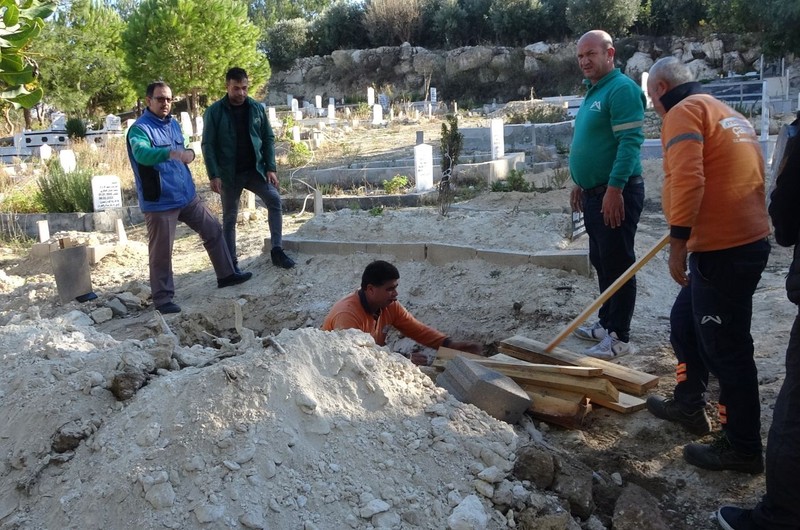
top-left (584, 332), bottom-right (631, 359)
top-left (573, 321), bottom-right (607, 342)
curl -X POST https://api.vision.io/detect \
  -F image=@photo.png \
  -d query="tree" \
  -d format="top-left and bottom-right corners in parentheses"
top-left (247, 0), bottom-right (328, 29)
top-left (566, 0), bottom-right (639, 37)
top-left (262, 18), bottom-right (310, 71)
top-left (0, 0), bottom-right (56, 111)
top-left (364, 0), bottom-right (422, 46)
top-left (310, 1), bottom-right (369, 56)
top-left (33, 0), bottom-right (136, 118)
top-left (122, 0), bottom-right (269, 119)
top-left (489, 0), bottom-right (546, 46)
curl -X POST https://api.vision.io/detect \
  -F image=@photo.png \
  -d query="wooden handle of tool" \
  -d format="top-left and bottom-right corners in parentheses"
top-left (545, 232), bottom-right (670, 352)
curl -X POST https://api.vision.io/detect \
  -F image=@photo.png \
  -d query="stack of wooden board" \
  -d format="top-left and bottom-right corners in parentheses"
top-left (433, 334), bottom-right (660, 429)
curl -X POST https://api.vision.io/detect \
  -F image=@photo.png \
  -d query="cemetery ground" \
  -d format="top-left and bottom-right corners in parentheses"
top-left (0, 115), bottom-right (795, 529)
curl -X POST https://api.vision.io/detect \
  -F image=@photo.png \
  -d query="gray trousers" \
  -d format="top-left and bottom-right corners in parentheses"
top-left (145, 195), bottom-right (235, 307)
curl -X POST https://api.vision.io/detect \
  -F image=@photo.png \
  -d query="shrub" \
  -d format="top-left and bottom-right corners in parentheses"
top-left (491, 169), bottom-right (532, 192)
top-left (263, 18), bottom-right (311, 71)
top-left (0, 185), bottom-right (45, 213)
top-left (287, 141), bottom-right (312, 167)
top-left (507, 103), bottom-right (570, 124)
top-left (440, 114), bottom-right (463, 172)
top-left (383, 175), bottom-right (409, 194)
top-left (311, 1), bottom-right (369, 56)
top-left (37, 160), bottom-right (94, 213)
top-left (566, 0), bottom-right (639, 36)
top-left (65, 117), bottom-right (87, 139)
top-left (489, 0), bottom-right (546, 46)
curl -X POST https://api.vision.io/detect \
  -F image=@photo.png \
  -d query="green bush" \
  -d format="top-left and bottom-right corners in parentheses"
top-left (492, 169), bottom-right (531, 192)
top-left (264, 18), bottom-right (310, 70)
top-left (65, 117), bottom-right (87, 139)
top-left (566, 0), bottom-right (639, 36)
top-left (311, 1), bottom-right (369, 56)
top-left (37, 160), bottom-right (94, 213)
top-left (287, 141), bottom-right (312, 167)
top-left (0, 186), bottom-right (45, 213)
top-left (382, 175), bottom-right (409, 194)
top-left (507, 103), bottom-right (570, 124)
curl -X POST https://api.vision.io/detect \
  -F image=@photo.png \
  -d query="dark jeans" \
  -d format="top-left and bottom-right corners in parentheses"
top-left (145, 196), bottom-right (235, 306)
top-left (582, 179), bottom-right (644, 342)
top-left (752, 309), bottom-right (800, 528)
top-left (220, 169), bottom-right (283, 268)
top-left (670, 238), bottom-right (770, 455)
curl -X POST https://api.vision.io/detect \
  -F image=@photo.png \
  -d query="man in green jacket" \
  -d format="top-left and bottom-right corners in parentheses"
top-left (202, 67), bottom-right (295, 271)
top-left (569, 30), bottom-right (646, 359)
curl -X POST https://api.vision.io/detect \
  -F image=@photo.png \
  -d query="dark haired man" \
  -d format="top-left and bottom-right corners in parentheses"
top-left (126, 82), bottom-right (251, 314)
top-left (322, 261), bottom-right (481, 364)
top-left (202, 67), bottom-right (294, 272)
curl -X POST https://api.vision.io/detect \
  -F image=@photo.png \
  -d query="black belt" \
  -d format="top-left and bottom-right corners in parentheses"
top-left (583, 175), bottom-right (643, 197)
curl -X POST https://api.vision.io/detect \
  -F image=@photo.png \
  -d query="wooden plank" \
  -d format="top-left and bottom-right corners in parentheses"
top-left (432, 357), bottom-right (618, 402)
top-left (478, 358), bottom-right (603, 377)
top-left (522, 384), bottom-right (590, 429)
top-left (436, 346), bottom-right (485, 361)
top-left (590, 391), bottom-right (647, 414)
top-left (498, 335), bottom-right (659, 396)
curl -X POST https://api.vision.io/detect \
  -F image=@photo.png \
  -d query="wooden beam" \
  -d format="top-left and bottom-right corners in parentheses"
top-left (498, 335), bottom-right (659, 396)
top-left (591, 391), bottom-right (647, 414)
top-left (476, 359), bottom-right (603, 377)
top-left (522, 384), bottom-right (590, 429)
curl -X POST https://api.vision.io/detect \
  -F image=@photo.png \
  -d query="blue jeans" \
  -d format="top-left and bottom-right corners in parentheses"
top-left (220, 169), bottom-right (283, 268)
top-left (670, 238), bottom-right (770, 455)
top-left (582, 179), bottom-right (644, 342)
top-left (752, 309), bottom-right (800, 528)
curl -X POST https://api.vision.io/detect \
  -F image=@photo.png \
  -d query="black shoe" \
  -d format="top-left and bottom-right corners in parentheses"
top-left (217, 271), bottom-right (253, 288)
top-left (155, 302), bottom-right (181, 314)
top-left (684, 434), bottom-right (763, 474)
top-left (646, 395), bottom-right (712, 435)
top-left (716, 506), bottom-right (757, 530)
top-left (271, 247), bottom-right (295, 269)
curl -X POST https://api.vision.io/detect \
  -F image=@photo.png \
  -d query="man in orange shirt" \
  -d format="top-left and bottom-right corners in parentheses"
top-left (645, 56), bottom-right (770, 474)
top-left (323, 260), bottom-right (482, 364)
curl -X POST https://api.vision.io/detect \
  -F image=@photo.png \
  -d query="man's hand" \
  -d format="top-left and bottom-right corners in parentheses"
top-left (209, 178), bottom-right (222, 194)
top-left (169, 149), bottom-right (195, 165)
top-left (447, 340), bottom-right (483, 356)
top-left (668, 238), bottom-right (690, 287)
top-left (570, 185), bottom-right (584, 213)
top-left (601, 186), bottom-right (625, 228)
top-left (266, 171), bottom-right (279, 188)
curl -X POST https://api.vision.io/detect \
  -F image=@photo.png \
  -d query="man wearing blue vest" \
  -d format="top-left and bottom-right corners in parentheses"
top-left (126, 81), bottom-right (252, 314)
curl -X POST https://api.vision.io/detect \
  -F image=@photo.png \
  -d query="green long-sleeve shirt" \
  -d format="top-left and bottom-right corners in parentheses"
top-left (569, 69), bottom-right (646, 190)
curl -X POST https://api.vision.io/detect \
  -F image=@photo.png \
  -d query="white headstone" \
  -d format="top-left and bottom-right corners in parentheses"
top-left (194, 115), bottom-right (204, 136)
top-left (268, 107), bottom-right (277, 123)
top-left (329, 97), bottom-right (335, 106)
top-left (294, 110), bottom-right (303, 121)
top-left (39, 143), bottom-right (52, 161)
top-left (115, 218), bottom-right (127, 244)
top-left (315, 95), bottom-right (322, 109)
top-left (180, 112), bottom-right (193, 136)
top-left (291, 99), bottom-right (299, 113)
top-left (59, 149), bottom-right (77, 173)
top-left (641, 72), bottom-right (651, 108)
top-left (490, 118), bottom-right (505, 159)
top-left (287, 94), bottom-right (294, 107)
top-left (292, 126), bottom-right (301, 143)
top-left (414, 143), bottom-right (434, 192)
top-left (430, 88), bottom-right (437, 104)
top-left (372, 104), bottom-right (383, 125)
top-left (367, 88), bottom-right (375, 106)
top-left (314, 189), bottom-right (323, 215)
top-left (37, 220), bottom-right (50, 243)
top-left (327, 104), bottom-right (336, 124)
top-left (104, 114), bottom-right (122, 131)
top-left (125, 118), bottom-right (136, 130)
top-left (91, 175), bottom-right (123, 211)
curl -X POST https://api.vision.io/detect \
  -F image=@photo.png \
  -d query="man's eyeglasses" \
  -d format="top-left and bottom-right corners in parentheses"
top-left (152, 96), bottom-right (173, 103)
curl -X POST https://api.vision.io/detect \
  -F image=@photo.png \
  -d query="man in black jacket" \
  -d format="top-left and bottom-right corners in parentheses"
top-left (717, 122), bottom-right (800, 529)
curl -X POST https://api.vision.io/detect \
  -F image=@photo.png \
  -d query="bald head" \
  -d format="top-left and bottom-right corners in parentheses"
top-left (576, 30), bottom-right (615, 84)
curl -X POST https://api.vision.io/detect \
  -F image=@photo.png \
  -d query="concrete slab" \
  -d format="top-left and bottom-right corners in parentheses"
top-left (31, 242), bottom-right (59, 258)
top-left (436, 356), bottom-right (531, 424)
top-left (426, 243), bottom-right (477, 265)
top-left (475, 249), bottom-right (531, 267)
top-left (532, 249), bottom-right (590, 276)
top-left (87, 243), bottom-right (118, 265)
top-left (50, 246), bottom-right (94, 304)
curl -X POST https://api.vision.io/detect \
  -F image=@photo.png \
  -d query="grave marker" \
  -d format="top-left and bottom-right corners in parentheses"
top-left (39, 144), bottom-right (52, 161)
top-left (180, 112), bottom-right (193, 137)
top-left (104, 114), bottom-right (122, 131)
top-left (367, 87), bottom-right (375, 106)
top-left (268, 107), bottom-right (277, 124)
top-left (59, 149), bottom-right (77, 173)
top-left (414, 143), bottom-right (434, 191)
top-left (287, 94), bottom-right (294, 107)
top-left (315, 95), bottom-right (322, 108)
top-left (292, 126), bottom-right (301, 143)
top-left (91, 175), bottom-right (123, 211)
top-left (327, 104), bottom-right (336, 124)
top-left (490, 118), bottom-right (505, 159)
top-left (372, 104), bottom-right (383, 125)
top-left (194, 115), bottom-right (204, 136)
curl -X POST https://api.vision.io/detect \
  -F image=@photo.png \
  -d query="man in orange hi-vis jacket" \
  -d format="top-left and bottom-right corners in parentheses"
top-left (644, 56), bottom-right (771, 475)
